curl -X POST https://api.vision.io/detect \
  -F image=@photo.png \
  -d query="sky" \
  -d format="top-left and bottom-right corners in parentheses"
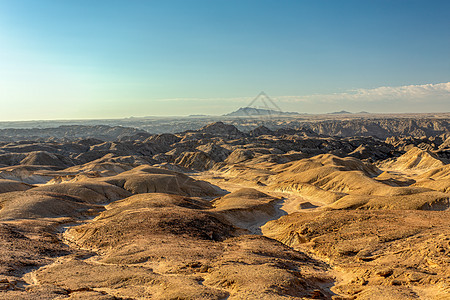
top-left (0, 0), bottom-right (449, 120)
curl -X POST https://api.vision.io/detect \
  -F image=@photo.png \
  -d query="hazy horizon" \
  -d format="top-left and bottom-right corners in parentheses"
top-left (0, 1), bottom-right (449, 121)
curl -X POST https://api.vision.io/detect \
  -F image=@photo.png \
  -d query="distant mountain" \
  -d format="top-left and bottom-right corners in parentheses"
top-left (328, 110), bottom-right (352, 115)
top-left (357, 111), bottom-right (370, 114)
top-left (224, 107), bottom-right (299, 117)
top-left (188, 114), bottom-right (210, 118)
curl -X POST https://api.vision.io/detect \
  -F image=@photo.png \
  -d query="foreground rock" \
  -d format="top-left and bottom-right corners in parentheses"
top-left (262, 210), bottom-right (450, 299)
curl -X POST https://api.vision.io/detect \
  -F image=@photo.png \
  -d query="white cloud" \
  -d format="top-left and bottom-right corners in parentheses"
top-left (277, 82), bottom-right (450, 104)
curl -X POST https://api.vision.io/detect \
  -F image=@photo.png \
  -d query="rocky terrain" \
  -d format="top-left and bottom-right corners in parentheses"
top-left (0, 116), bottom-right (448, 299)
top-left (1, 112), bottom-right (449, 136)
top-left (0, 125), bottom-right (148, 142)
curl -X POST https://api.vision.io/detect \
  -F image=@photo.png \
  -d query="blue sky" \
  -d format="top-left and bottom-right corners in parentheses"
top-left (0, 0), bottom-right (449, 120)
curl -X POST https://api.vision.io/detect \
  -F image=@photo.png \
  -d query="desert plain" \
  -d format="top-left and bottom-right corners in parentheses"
top-left (0, 114), bottom-right (448, 299)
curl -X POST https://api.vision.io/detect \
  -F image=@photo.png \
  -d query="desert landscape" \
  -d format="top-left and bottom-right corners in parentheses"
top-left (0, 114), bottom-right (448, 299)
top-left (1, 0), bottom-right (449, 298)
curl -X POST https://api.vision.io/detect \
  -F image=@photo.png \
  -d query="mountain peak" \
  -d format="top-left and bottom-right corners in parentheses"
top-left (224, 107), bottom-right (299, 117)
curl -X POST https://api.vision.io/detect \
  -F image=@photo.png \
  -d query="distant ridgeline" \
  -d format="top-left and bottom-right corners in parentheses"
top-left (224, 107), bottom-right (300, 117)
top-left (0, 125), bottom-right (147, 142)
top-left (328, 110), bottom-right (370, 114)
top-left (0, 117), bottom-right (448, 142)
